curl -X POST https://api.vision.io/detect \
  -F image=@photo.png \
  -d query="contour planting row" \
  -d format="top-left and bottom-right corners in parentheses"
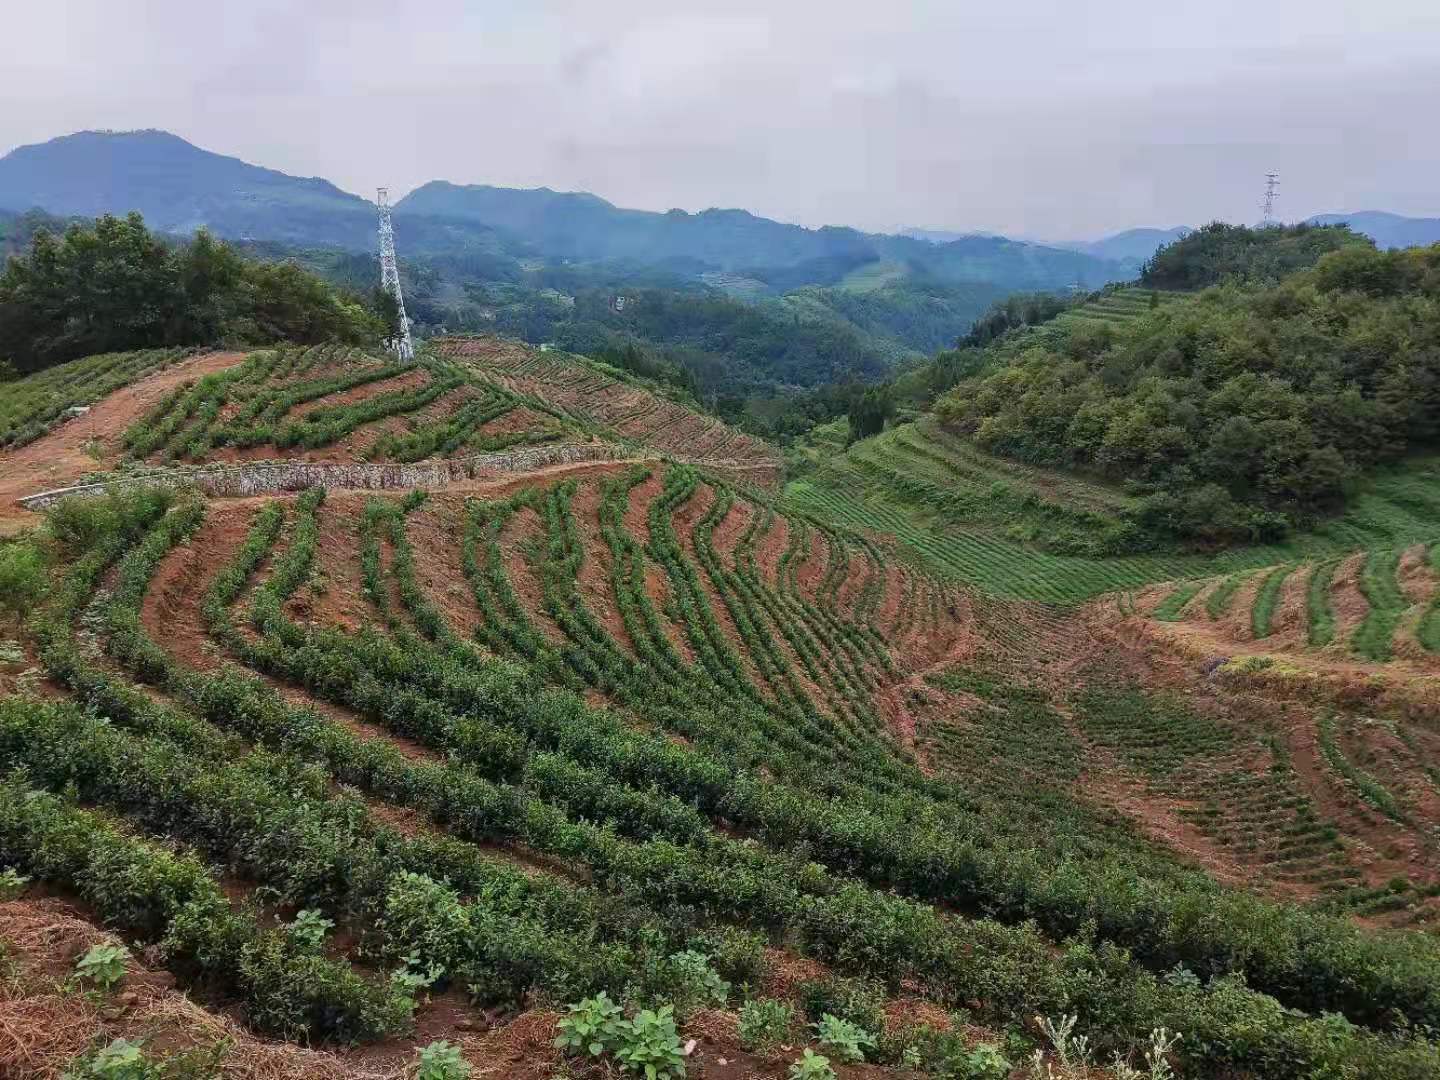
top-left (118, 487), bottom-right (1440, 1047)
top-left (0, 346), bottom-right (191, 448)
top-left (434, 336), bottom-right (779, 467)
top-left (30, 492), bottom-right (1440, 1076)
top-left (121, 346), bottom-right (572, 463)
top-left (1148, 542), bottom-right (1440, 661)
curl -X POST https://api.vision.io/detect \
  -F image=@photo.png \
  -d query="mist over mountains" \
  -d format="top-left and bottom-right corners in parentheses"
top-left (0, 130), bottom-right (1126, 291)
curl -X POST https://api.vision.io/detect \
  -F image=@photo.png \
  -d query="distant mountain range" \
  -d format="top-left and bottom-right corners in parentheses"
top-left (0, 130), bottom-right (1129, 292)
top-left (1053, 227), bottom-right (1191, 264)
top-left (6, 131), bottom-right (1433, 298)
top-left (1303, 211), bottom-right (1440, 250)
top-left (1043, 214), bottom-right (1440, 266)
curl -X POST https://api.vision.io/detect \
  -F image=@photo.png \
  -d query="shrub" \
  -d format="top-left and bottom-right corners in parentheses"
top-left (0, 866), bottom-right (29, 900)
top-left (797, 976), bottom-right (885, 1035)
top-left (286, 909), bottom-right (334, 953)
top-left (44, 488), bottom-right (174, 557)
top-left (691, 926), bottom-right (767, 989)
top-left (0, 542), bottom-right (45, 627)
top-left (738, 998), bottom-right (794, 1053)
top-left (657, 950), bottom-right (730, 1016)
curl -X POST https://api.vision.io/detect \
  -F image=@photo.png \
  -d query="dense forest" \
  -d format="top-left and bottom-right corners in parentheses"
top-left (937, 240), bottom-right (1440, 544)
top-left (0, 213), bottom-right (387, 373)
top-left (1140, 221), bottom-right (1370, 290)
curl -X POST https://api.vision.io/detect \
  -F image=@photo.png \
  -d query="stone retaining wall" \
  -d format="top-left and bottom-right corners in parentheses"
top-left (17, 443), bottom-right (777, 510)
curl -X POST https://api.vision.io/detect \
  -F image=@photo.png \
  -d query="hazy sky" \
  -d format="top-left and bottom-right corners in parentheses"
top-left (6, 0), bottom-right (1439, 238)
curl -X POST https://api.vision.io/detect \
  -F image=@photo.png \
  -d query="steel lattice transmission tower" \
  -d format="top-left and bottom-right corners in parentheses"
top-left (376, 187), bottom-right (415, 361)
top-left (1261, 172), bottom-right (1280, 228)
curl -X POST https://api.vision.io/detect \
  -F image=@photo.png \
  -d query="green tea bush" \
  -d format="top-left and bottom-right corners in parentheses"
top-left (0, 542), bottom-right (45, 626)
top-left (650, 950), bottom-right (730, 1017)
top-left (692, 926), bottom-right (767, 990)
top-left (798, 976), bottom-right (885, 1035)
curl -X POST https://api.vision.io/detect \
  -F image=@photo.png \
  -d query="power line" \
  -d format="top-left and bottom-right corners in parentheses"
top-left (1261, 172), bottom-right (1280, 228)
top-left (377, 187), bottom-right (415, 362)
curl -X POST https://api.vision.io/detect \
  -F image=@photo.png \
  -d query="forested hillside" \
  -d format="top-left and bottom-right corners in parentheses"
top-left (1139, 221), bottom-right (1369, 290)
top-left (934, 239), bottom-right (1440, 544)
top-left (0, 213), bottom-right (388, 373)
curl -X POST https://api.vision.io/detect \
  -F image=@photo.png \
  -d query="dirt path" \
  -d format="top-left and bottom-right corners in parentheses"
top-left (0, 351), bottom-right (247, 535)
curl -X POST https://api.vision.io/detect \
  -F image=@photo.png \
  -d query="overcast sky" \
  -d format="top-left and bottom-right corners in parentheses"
top-left (6, 0), bottom-right (1439, 239)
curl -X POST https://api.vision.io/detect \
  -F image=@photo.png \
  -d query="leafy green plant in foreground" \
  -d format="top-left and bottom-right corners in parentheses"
top-left (415, 1040), bottom-right (472, 1080)
top-left (61, 1038), bottom-right (151, 1080)
top-left (814, 1013), bottom-right (876, 1064)
top-left (738, 997), bottom-right (795, 1053)
top-left (612, 1005), bottom-right (687, 1079)
top-left (73, 943), bottom-right (131, 992)
top-left (556, 994), bottom-right (687, 1078)
top-left (555, 992), bottom-right (626, 1059)
top-left (788, 1048), bottom-right (837, 1080)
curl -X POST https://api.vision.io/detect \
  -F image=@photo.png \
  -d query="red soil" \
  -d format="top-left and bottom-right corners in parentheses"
top-left (0, 351), bottom-right (248, 535)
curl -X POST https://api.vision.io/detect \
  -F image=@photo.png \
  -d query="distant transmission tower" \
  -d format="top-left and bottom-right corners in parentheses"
top-left (376, 187), bottom-right (415, 361)
top-left (1261, 172), bottom-right (1280, 228)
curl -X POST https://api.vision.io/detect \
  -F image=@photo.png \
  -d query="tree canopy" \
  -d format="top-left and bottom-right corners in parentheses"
top-left (0, 212), bottom-right (384, 373)
top-left (1139, 221), bottom-right (1371, 291)
top-left (937, 243), bottom-right (1440, 545)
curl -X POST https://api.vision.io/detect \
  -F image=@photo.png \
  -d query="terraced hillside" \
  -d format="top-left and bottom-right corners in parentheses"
top-left (4, 467), bottom-right (1440, 1076)
top-left (1135, 543), bottom-right (1440, 666)
top-left (1052, 286), bottom-right (1182, 330)
top-left (0, 338), bottom-right (784, 530)
top-left (433, 335), bottom-right (780, 470)
top-left (791, 419), bottom-right (1440, 603)
top-left (118, 343), bottom-right (574, 465)
top-left (4, 346), bottom-right (1440, 1079)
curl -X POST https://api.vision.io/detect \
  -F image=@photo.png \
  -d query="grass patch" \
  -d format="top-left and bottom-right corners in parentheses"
top-left (1351, 549), bottom-right (1406, 661)
top-left (1153, 581), bottom-right (1206, 621)
top-left (1205, 570), bottom-right (1255, 619)
top-left (1251, 564), bottom-right (1298, 639)
top-left (1306, 560), bottom-right (1341, 647)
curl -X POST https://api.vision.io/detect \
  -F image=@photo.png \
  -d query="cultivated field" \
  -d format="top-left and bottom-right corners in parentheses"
top-left (2, 344), bottom-right (1440, 1079)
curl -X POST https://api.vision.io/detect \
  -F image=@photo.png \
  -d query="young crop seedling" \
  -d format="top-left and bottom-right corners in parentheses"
top-left (60, 1037), bottom-right (150, 1080)
top-left (416, 1040), bottom-right (472, 1080)
top-left (72, 943), bottom-right (131, 993)
top-left (813, 1013), bottom-right (876, 1064)
top-left (738, 997), bottom-right (795, 1053)
top-left (555, 992), bottom-right (626, 1059)
top-left (787, 1048), bottom-right (837, 1080)
top-left (612, 1005), bottom-right (688, 1079)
